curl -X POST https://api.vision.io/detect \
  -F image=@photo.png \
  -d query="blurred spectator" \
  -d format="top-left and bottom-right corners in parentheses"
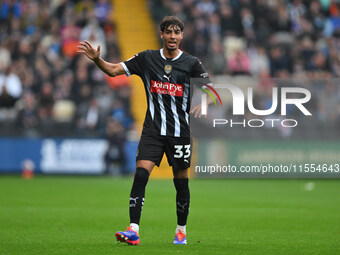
top-left (0, 66), bottom-right (22, 119)
top-left (104, 117), bottom-right (126, 175)
top-left (95, 0), bottom-right (113, 26)
top-left (207, 13), bottom-right (221, 38)
top-left (248, 45), bottom-right (270, 76)
top-left (308, 51), bottom-right (331, 72)
top-left (80, 19), bottom-right (107, 57)
top-left (54, 70), bottom-right (74, 101)
top-left (240, 8), bottom-right (255, 40)
top-left (16, 91), bottom-right (39, 129)
top-left (206, 37), bottom-right (226, 74)
top-left (61, 17), bottom-right (81, 58)
top-left (308, 0), bottom-right (326, 36)
top-left (76, 97), bottom-right (100, 132)
top-left (272, 5), bottom-right (291, 32)
top-left (227, 49), bottom-right (250, 75)
top-left (193, 33), bottom-right (208, 60)
top-left (110, 99), bottom-right (134, 130)
top-left (38, 82), bottom-right (55, 121)
top-left (219, 5), bottom-right (241, 36)
top-left (76, 83), bottom-right (92, 105)
top-left (0, 42), bottom-right (11, 71)
top-left (269, 47), bottom-right (292, 76)
top-left (197, 0), bottom-right (216, 14)
top-left (75, 0), bottom-right (95, 26)
top-left (317, 82), bottom-right (339, 123)
top-left (0, 0), bottom-right (22, 21)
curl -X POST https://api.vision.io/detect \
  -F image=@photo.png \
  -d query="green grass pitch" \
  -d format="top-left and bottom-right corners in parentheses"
top-left (0, 176), bottom-right (339, 255)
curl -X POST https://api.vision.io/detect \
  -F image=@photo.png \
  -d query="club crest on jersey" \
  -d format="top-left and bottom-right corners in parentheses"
top-left (164, 64), bottom-right (172, 74)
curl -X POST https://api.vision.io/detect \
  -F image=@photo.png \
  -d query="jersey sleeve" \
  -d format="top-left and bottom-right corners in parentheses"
top-left (190, 58), bottom-right (212, 87)
top-left (121, 51), bottom-right (146, 77)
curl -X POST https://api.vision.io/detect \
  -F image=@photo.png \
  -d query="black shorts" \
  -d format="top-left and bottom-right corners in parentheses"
top-left (136, 130), bottom-right (192, 170)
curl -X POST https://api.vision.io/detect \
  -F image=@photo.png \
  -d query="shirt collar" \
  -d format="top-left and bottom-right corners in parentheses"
top-left (160, 48), bottom-right (183, 61)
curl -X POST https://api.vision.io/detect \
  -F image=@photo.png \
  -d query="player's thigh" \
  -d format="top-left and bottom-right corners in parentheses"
top-left (164, 136), bottom-right (192, 172)
top-left (136, 131), bottom-right (165, 169)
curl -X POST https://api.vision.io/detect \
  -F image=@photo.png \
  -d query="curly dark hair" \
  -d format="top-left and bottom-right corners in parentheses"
top-left (160, 16), bottom-right (184, 32)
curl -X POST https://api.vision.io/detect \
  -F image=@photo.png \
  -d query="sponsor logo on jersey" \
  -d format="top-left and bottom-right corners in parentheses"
top-left (151, 80), bottom-right (183, 97)
top-left (163, 74), bottom-right (171, 81)
top-left (164, 64), bottom-right (172, 74)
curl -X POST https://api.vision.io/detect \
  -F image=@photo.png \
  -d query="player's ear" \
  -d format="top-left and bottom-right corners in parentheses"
top-left (160, 31), bottom-right (163, 39)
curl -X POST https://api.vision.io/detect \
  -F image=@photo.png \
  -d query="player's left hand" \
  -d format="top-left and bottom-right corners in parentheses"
top-left (77, 40), bottom-right (100, 61)
top-left (190, 104), bottom-right (205, 118)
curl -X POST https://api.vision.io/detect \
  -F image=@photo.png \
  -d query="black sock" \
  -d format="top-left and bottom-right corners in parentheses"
top-left (129, 167), bottom-right (150, 225)
top-left (173, 178), bottom-right (190, 226)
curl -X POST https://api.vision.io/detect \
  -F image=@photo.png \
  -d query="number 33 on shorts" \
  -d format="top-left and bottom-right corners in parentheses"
top-left (174, 145), bottom-right (191, 162)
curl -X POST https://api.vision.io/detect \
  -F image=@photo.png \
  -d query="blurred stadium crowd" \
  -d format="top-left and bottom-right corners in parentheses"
top-left (0, 0), bottom-right (133, 142)
top-left (0, 0), bottom-right (340, 141)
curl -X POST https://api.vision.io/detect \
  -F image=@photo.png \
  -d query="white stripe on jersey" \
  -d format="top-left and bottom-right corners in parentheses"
top-left (185, 112), bottom-right (189, 125)
top-left (145, 75), bottom-right (154, 120)
top-left (158, 94), bottom-right (167, 135)
top-left (120, 62), bottom-right (131, 76)
top-left (171, 96), bottom-right (180, 137)
top-left (182, 83), bottom-right (189, 124)
top-left (149, 94), bottom-right (155, 120)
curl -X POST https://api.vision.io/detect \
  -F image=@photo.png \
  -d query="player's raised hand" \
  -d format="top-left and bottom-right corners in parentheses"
top-left (77, 40), bottom-right (100, 61)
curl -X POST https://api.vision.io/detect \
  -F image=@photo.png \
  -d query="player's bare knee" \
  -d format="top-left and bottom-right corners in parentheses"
top-left (136, 160), bottom-right (155, 174)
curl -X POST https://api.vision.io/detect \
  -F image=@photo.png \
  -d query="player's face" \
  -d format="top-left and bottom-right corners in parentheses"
top-left (161, 25), bottom-right (183, 52)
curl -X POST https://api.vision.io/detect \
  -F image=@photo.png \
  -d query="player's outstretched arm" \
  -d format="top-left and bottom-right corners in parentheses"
top-left (77, 40), bottom-right (125, 77)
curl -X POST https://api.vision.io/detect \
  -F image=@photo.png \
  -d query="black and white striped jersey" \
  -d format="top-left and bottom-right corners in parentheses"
top-left (121, 49), bottom-right (210, 138)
